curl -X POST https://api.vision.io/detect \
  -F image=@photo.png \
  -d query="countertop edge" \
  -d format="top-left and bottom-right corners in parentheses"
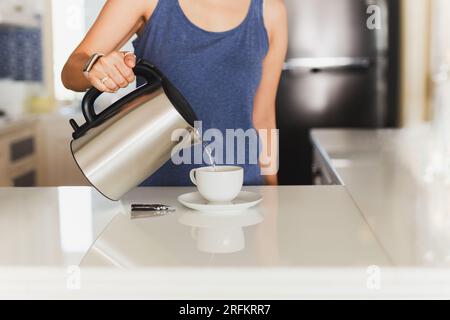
top-left (1, 267), bottom-right (449, 299)
top-left (310, 131), bottom-right (345, 185)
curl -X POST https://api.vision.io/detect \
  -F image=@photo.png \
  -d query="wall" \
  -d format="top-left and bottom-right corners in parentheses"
top-left (430, 0), bottom-right (450, 70)
top-left (429, 0), bottom-right (450, 152)
top-left (400, 0), bottom-right (431, 127)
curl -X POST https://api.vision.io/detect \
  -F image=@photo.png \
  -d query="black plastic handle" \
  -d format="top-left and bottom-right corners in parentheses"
top-left (81, 60), bottom-right (163, 124)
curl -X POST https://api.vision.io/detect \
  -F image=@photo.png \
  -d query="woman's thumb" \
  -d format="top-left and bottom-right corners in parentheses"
top-left (124, 52), bottom-right (137, 68)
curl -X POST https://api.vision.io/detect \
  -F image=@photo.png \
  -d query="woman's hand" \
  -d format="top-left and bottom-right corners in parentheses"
top-left (85, 51), bottom-right (137, 93)
top-left (61, 0), bottom-right (157, 92)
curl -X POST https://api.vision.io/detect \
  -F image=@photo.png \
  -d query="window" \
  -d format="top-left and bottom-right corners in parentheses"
top-left (49, 0), bottom-right (136, 102)
top-left (51, 0), bottom-right (86, 101)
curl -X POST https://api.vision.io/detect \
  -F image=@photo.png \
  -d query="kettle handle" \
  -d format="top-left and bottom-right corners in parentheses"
top-left (81, 60), bottom-right (163, 123)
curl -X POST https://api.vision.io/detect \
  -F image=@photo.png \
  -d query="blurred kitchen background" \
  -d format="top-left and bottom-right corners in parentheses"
top-left (0, 0), bottom-right (448, 187)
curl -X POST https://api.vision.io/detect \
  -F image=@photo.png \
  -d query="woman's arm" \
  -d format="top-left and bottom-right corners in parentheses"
top-left (253, 0), bottom-right (288, 185)
top-left (61, 0), bottom-right (158, 92)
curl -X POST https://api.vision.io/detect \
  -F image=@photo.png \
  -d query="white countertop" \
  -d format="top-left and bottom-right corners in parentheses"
top-left (0, 186), bottom-right (389, 268)
top-left (2, 185), bottom-right (450, 299)
top-left (2, 127), bottom-right (450, 298)
top-left (82, 186), bottom-right (390, 268)
top-left (311, 128), bottom-right (450, 267)
top-left (0, 187), bottom-right (121, 266)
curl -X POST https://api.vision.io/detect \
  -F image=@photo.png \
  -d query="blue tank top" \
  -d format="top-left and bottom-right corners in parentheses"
top-left (133, 0), bottom-right (269, 186)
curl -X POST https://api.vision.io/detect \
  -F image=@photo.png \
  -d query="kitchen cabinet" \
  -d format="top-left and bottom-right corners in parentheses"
top-left (311, 135), bottom-right (343, 186)
top-left (0, 113), bottom-right (89, 187)
top-left (0, 121), bottom-right (38, 187)
top-left (0, 139), bottom-right (8, 185)
top-left (37, 113), bottom-right (89, 187)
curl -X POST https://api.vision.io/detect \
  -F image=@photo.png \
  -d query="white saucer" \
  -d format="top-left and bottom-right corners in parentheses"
top-left (178, 191), bottom-right (262, 212)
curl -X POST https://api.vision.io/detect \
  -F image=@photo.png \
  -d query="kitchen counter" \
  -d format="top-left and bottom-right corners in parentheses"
top-left (0, 187), bottom-right (120, 266)
top-left (82, 186), bottom-right (389, 268)
top-left (0, 114), bottom-right (38, 136)
top-left (311, 128), bottom-right (450, 267)
top-left (0, 185), bottom-right (404, 299)
top-left (0, 106), bottom-right (84, 137)
top-left (0, 186), bottom-right (388, 267)
top-left (2, 127), bottom-right (450, 298)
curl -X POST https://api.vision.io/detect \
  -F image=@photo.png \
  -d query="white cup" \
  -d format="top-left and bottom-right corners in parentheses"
top-left (189, 166), bottom-right (244, 203)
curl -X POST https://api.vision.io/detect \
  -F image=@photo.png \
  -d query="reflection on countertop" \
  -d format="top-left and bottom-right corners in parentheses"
top-left (1, 186), bottom-right (389, 268)
top-left (0, 187), bottom-right (122, 266)
top-left (81, 186), bottom-right (390, 268)
top-left (179, 210), bottom-right (263, 254)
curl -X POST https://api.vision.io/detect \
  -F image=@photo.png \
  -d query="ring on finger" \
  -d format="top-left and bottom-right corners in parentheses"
top-left (100, 76), bottom-right (110, 85)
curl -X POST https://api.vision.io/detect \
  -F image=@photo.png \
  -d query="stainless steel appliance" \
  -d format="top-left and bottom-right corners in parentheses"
top-left (277, 0), bottom-right (400, 184)
top-left (70, 60), bottom-right (199, 201)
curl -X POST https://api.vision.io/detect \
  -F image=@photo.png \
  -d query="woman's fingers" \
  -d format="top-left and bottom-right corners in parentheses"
top-left (91, 76), bottom-right (113, 93)
top-left (114, 54), bottom-right (136, 83)
top-left (85, 51), bottom-right (136, 92)
top-left (98, 58), bottom-right (128, 89)
top-left (103, 77), bottom-right (120, 91)
top-left (91, 62), bottom-right (120, 91)
top-left (107, 51), bottom-right (135, 86)
top-left (87, 68), bottom-right (117, 92)
top-left (123, 52), bottom-right (137, 69)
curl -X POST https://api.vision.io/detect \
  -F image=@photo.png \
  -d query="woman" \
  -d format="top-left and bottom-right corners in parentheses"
top-left (62, 0), bottom-right (287, 186)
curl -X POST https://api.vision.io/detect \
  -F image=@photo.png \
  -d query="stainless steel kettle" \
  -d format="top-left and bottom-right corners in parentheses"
top-left (70, 60), bottom-right (199, 201)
